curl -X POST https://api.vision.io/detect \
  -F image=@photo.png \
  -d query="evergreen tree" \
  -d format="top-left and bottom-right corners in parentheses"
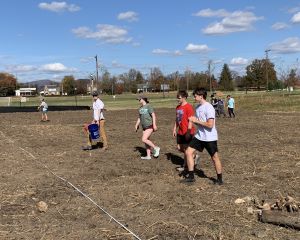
top-left (219, 64), bottom-right (234, 91)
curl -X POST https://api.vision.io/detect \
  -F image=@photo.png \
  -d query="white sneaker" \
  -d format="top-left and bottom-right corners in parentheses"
top-left (176, 166), bottom-right (185, 172)
top-left (194, 154), bottom-right (200, 167)
top-left (141, 156), bottom-right (151, 160)
top-left (153, 147), bottom-right (160, 158)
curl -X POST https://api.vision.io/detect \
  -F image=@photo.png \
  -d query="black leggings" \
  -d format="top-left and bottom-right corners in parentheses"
top-left (228, 108), bottom-right (235, 118)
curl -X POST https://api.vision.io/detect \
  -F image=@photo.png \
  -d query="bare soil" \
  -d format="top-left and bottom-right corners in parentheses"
top-left (0, 108), bottom-right (299, 240)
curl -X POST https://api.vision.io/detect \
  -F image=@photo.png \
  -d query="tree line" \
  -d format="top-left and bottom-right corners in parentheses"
top-left (1, 58), bottom-right (299, 96)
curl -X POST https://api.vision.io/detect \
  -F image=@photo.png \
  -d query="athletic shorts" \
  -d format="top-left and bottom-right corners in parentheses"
top-left (142, 125), bottom-right (153, 131)
top-left (177, 133), bottom-right (193, 145)
top-left (189, 138), bottom-right (218, 157)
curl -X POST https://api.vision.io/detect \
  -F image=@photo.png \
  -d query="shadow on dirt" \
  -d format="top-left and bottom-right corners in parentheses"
top-left (165, 152), bottom-right (216, 183)
top-left (134, 146), bottom-right (146, 156)
top-left (165, 152), bottom-right (184, 166)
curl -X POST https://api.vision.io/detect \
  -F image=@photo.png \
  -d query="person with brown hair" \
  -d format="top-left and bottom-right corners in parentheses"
top-left (183, 88), bottom-right (223, 185)
top-left (173, 90), bottom-right (198, 172)
top-left (135, 96), bottom-right (160, 160)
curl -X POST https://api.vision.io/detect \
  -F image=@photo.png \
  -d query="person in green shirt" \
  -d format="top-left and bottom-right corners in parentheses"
top-left (135, 96), bottom-right (160, 160)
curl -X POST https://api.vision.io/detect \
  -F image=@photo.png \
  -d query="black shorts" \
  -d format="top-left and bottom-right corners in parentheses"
top-left (143, 125), bottom-right (153, 131)
top-left (177, 133), bottom-right (193, 145)
top-left (189, 138), bottom-right (218, 157)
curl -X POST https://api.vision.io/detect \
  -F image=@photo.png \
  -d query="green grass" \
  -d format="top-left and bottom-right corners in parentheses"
top-left (1, 90), bottom-right (300, 112)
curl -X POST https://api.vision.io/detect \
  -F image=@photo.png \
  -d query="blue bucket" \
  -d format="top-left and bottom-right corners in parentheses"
top-left (88, 124), bottom-right (100, 140)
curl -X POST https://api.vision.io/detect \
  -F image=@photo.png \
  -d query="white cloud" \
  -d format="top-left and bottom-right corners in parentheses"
top-left (5, 64), bottom-right (37, 73)
top-left (269, 37), bottom-right (300, 54)
top-left (152, 48), bottom-right (183, 56)
top-left (117, 11), bottom-right (139, 22)
top-left (193, 8), bottom-right (229, 17)
top-left (291, 12), bottom-right (300, 23)
top-left (201, 11), bottom-right (263, 35)
top-left (40, 63), bottom-right (76, 72)
top-left (72, 24), bottom-right (132, 44)
top-left (80, 56), bottom-right (94, 63)
top-left (288, 6), bottom-right (300, 14)
top-left (185, 43), bottom-right (211, 53)
top-left (38, 1), bottom-right (80, 12)
top-left (111, 60), bottom-right (127, 69)
top-left (132, 42), bottom-right (141, 47)
top-left (152, 49), bottom-right (170, 54)
top-left (174, 50), bottom-right (183, 56)
top-left (271, 22), bottom-right (289, 30)
top-left (230, 57), bottom-right (248, 65)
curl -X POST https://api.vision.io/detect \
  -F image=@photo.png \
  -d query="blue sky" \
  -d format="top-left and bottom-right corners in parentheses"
top-left (0, 0), bottom-right (300, 83)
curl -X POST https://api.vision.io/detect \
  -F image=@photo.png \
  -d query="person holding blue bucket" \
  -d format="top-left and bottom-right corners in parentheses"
top-left (82, 91), bottom-right (108, 150)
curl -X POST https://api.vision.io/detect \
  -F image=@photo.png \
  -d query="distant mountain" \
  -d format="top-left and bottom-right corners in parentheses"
top-left (20, 80), bottom-right (60, 91)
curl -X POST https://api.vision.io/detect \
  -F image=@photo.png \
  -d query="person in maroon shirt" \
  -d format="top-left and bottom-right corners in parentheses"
top-left (173, 91), bottom-right (199, 173)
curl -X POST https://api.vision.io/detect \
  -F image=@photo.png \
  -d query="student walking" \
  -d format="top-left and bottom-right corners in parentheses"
top-left (184, 88), bottom-right (223, 185)
top-left (217, 97), bottom-right (226, 117)
top-left (227, 95), bottom-right (235, 118)
top-left (82, 92), bottom-right (108, 150)
top-left (173, 90), bottom-right (197, 172)
top-left (135, 95), bottom-right (160, 160)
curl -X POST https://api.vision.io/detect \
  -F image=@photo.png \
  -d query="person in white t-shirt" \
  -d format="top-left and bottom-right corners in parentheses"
top-left (37, 99), bottom-right (49, 122)
top-left (183, 88), bottom-right (223, 185)
top-left (82, 92), bottom-right (108, 150)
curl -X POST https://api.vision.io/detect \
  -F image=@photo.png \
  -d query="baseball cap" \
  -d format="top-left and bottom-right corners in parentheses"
top-left (136, 95), bottom-right (147, 100)
top-left (92, 91), bottom-right (98, 97)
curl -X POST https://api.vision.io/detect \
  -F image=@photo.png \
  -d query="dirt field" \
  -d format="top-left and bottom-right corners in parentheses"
top-left (0, 108), bottom-right (299, 240)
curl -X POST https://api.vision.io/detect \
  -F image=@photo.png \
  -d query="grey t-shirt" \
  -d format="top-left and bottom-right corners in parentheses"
top-left (139, 104), bottom-right (154, 129)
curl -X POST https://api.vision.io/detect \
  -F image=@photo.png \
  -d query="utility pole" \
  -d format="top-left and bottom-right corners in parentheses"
top-left (95, 55), bottom-right (99, 91)
top-left (265, 49), bottom-right (271, 91)
top-left (208, 60), bottom-right (212, 93)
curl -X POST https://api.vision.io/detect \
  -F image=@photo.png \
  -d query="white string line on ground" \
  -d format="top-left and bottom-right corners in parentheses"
top-left (0, 130), bottom-right (142, 240)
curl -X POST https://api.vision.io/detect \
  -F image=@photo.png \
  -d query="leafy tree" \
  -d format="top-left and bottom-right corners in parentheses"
top-left (245, 59), bottom-right (277, 89)
top-left (136, 71), bottom-right (144, 84)
top-left (150, 67), bottom-right (163, 91)
top-left (0, 72), bottom-right (17, 96)
top-left (286, 69), bottom-right (298, 89)
top-left (101, 71), bottom-right (111, 94)
top-left (62, 75), bottom-right (76, 95)
top-left (128, 68), bottom-right (138, 93)
top-left (219, 64), bottom-right (234, 91)
top-left (76, 79), bottom-right (88, 95)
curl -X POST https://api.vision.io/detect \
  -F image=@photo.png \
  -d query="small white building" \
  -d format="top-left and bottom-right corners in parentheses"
top-left (44, 85), bottom-right (60, 95)
top-left (15, 88), bottom-right (37, 96)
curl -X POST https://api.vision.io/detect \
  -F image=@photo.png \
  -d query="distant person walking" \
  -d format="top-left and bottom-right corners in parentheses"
top-left (217, 97), bottom-right (226, 118)
top-left (183, 88), bottom-right (223, 185)
top-left (37, 99), bottom-right (49, 122)
top-left (211, 94), bottom-right (219, 117)
top-left (82, 92), bottom-right (108, 151)
top-left (227, 95), bottom-right (235, 118)
top-left (173, 90), bottom-right (197, 172)
top-left (135, 95), bottom-right (160, 160)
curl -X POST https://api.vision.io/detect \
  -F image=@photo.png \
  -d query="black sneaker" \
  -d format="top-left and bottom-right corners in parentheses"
top-left (82, 146), bottom-right (92, 151)
top-left (179, 169), bottom-right (188, 178)
top-left (180, 175), bottom-right (195, 184)
top-left (214, 179), bottom-right (224, 185)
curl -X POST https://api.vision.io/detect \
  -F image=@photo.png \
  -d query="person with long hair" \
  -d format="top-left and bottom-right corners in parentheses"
top-left (135, 95), bottom-right (160, 160)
